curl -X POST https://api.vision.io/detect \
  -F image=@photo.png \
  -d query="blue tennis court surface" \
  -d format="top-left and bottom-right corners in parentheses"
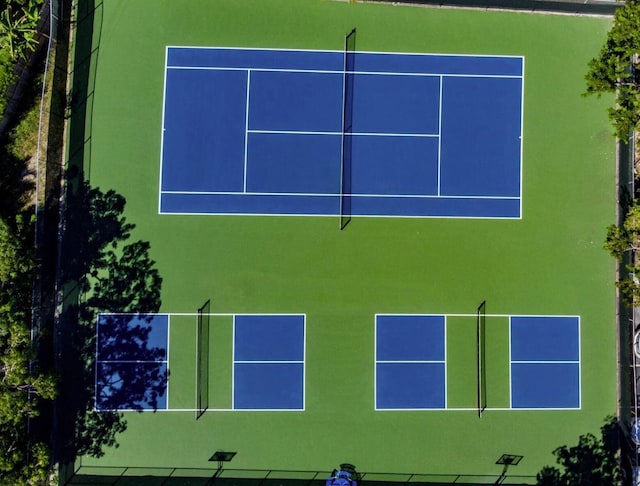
top-left (95, 314), bottom-right (169, 411)
top-left (160, 47), bottom-right (523, 219)
top-left (233, 314), bottom-right (305, 410)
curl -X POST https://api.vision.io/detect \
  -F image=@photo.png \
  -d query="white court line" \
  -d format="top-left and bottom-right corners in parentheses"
top-left (578, 316), bottom-right (582, 409)
top-left (99, 312), bottom-right (305, 317)
top-left (377, 359), bottom-right (446, 364)
top-left (166, 65), bottom-right (523, 80)
top-left (98, 405), bottom-right (576, 413)
top-left (94, 314), bottom-right (100, 410)
top-left (374, 317), bottom-right (378, 409)
top-left (167, 44), bottom-right (525, 60)
top-left (158, 211), bottom-right (523, 220)
top-left (437, 75), bottom-right (443, 197)
top-left (160, 190), bottom-right (519, 200)
top-left (166, 315), bottom-right (171, 410)
top-left (243, 70), bottom-right (251, 192)
top-left (158, 46), bottom-right (169, 214)
top-left (235, 360), bottom-right (304, 364)
top-left (375, 313), bottom-right (580, 318)
top-left (247, 129), bottom-right (438, 138)
top-left (508, 316), bottom-right (513, 409)
top-left (231, 315), bottom-right (236, 410)
top-left (511, 360), bottom-right (580, 364)
top-left (444, 315), bottom-right (448, 409)
top-left (519, 56), bottom-right (525, 218)
top-left (96, 360), bottom-right (168, 364)
top-left (303, 314), bottom-right (307, 411)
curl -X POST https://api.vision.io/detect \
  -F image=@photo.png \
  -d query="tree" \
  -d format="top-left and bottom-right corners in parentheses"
top-left (0, 217), bottom-right (57, 484)
top-left (604, 201), bottom-right (640, 304)
top-left (536, 416), bottom-right (621, 485)
top-left (584, 0), bottom-right (640, 140)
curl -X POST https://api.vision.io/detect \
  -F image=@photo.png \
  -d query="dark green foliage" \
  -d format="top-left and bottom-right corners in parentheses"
top-left (0, 0), bottom-right (42, 60)
top-left (585, 0), bottom-right (640, 140)
top-left (604, 201), bottom-right (640, 305)
top-left (536, 416), bottom-right (621, 485)
top-left (0, 47), bottom-right (15, 115)
top-left (0, 216), bottom-right (57, 484)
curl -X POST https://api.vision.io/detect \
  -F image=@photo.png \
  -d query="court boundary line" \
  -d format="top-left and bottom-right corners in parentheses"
top-left (160, 190), bottom-right (519, 200)
top-left (92, 406), bottom-right (581, 413)
top-left (160, 47), bottom-right (524, 220)
top-left (243, 70), bottom-right (251, 192)
top-left (437, 76), bottom-right (443, 196)
top-left (166, 45), bottom-right (525, 63)
top-left (156, 211), bottom-right (523, 221)
top-left (444, 315), bottom-right (448, 409)
top-left (166, 315), bottom-right (171, 410)
top-left (519, 56), bottom-right (525, 218)
top-left (166, 65), bottom-right (524, 80)
top-left (158, 47), bottom-right (169, 215)
top-left (247, 129), bottom-right (440, 137)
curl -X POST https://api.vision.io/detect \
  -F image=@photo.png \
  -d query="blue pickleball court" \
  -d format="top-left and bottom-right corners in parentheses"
top-left (160, 47), bottom-right (524, 219)
top-left (375, 315), bottom-right (446, 410)
top-left (233, 314), bottom-right (306, 411)
top-left (510, 316), bottom-right (581, 409)
top-left (95, 313), bottom-right (170, 411)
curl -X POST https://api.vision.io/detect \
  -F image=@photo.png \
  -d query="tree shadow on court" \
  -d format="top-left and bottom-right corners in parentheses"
top-left (536, 415), bottom-right (621, 486)
top-left (55, 173), bottom-right (163, 464)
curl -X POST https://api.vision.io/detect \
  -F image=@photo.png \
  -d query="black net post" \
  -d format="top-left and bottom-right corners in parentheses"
top-left (196, 299), bottom-right (211, 419)
top-left (340, 28), bottom-right (356, 230)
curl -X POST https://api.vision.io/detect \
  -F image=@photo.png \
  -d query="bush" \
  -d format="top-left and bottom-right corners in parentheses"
top-left (0, 47), bottom-right (17, 117)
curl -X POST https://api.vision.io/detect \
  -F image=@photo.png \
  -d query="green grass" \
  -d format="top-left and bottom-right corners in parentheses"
top-left (73, 0), bottom-right (615, 480)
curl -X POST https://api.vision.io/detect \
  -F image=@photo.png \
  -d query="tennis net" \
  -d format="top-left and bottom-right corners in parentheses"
top-left (340, 28), bottom-right (356, 230)
top-left (196, 299), bottom-right (211, 419)
top-left (477, 300), bottom-right (487, 418)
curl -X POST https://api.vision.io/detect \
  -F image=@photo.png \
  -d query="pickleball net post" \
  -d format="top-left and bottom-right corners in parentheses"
top-left (477, 300), bottom-right (487, 418)
top-left (340, 28), bottom-right (356, 231)
top-left (196, 299), bottom-right (211, 419)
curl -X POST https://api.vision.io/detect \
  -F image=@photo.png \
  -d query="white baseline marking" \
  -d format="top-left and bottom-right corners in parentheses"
top-left (166, 65), bottom-right (523, 80)
top-left (167, 44), bottom-right (525, 60)
top-left (160, 190), bottom-right (519, 200)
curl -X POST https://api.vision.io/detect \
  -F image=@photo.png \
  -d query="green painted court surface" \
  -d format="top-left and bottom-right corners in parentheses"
top-left (75, 0), bottom-right (616, 480)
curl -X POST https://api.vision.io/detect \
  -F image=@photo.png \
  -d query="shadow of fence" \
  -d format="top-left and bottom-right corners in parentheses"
top-left (62, 460), bottom-right (538, 486)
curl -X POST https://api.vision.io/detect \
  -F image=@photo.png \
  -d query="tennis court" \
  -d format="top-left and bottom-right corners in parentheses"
top-left (160, 45), bottom-right (524, 219)
top-left (68, 0), bottom-right (617, 482)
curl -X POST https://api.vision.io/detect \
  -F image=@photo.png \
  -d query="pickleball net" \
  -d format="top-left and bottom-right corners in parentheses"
top-left (196, 299), bottom-right (211, 419)
top-left (477, 300), bottom-right (487, 417)
top-left (340, 28), bottom-right (356, 231)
